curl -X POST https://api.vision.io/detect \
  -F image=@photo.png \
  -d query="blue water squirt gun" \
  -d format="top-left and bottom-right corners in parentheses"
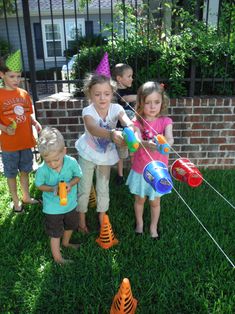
top-left (122, 127), bottom-right (139, 152)
top-left (154, 134), bottom-right (171, 155)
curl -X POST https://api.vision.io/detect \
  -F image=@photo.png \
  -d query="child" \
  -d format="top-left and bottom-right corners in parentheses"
top-left (112, 63), bottom-right (137, 185)
top-left (0, 50), bottom-right (42, 213)
top-left (35, 127), bottom-right (82, 264)
top-left (126, 81), bottom-right (174, 239)
top-left (75, 73), bottom-right (135, 233)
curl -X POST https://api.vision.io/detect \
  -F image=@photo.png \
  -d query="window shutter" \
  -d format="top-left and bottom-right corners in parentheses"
top-left (33, 23), bottom-right (44, 59)
top-left (85, 21), bottom-right (94, 37)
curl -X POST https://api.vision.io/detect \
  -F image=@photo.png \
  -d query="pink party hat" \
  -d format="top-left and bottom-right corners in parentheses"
top-left (95, 52), bottom-right (111, 77)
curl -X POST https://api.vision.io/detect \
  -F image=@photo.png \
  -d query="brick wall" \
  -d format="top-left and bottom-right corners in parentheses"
top-left (35, 94), bottom-right (235, 169)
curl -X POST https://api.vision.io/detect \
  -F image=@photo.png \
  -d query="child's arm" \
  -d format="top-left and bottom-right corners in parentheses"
top-left (66, 176), bottom-right (80, 193)
top-left (164, 124), bottom-right (174, 146)
top-left (31, 115), bottom-right (42, 133)
top-left (84, 115), bottom-right (124, 146)
top-left (122, 94), bottom-right (136, 103)
top-left (118, 111), bottom-right (134, 128)
top-left (37, 177), bottom-right (80, 195)
top-left (37, 184), bottom-right (56, 193)
top-left (0, 122), bottom-right (15, 135)
top-left (143, 124), bottom-right (174, 152)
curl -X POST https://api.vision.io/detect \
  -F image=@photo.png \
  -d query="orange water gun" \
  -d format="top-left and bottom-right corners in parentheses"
top-left (154, 134), bottom-right (170, 155)
top-left (59, 181), bottom-right (67, 206)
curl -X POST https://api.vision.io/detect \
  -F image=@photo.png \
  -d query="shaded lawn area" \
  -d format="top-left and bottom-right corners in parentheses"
top-left (0, 169), bottom-right (234, 313)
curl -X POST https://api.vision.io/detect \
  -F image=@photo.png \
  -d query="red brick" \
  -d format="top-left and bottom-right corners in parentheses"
top-left (209, 138), bottom-right (226, 144)
top-left (191, 138), bottom-right (209, 144)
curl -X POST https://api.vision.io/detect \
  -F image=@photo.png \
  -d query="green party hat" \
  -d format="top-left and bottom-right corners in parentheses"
top-left (5, 50), bottom-right (22, 72)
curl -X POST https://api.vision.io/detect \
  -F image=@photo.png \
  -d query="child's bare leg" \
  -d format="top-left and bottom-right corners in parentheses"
top-left (62, 230), bottom-right (80, 249)
top-left (20, 171), bottom-right (38, 204)
top-left (149, 198), bottom-right (160, 238)
top-left (78, 212), bottom-right (89, 233)
top-left (117, 159), bottom-right (124, 177)
top-left (98, 212), bottom-right (105, 226)
top-left (50, 237), bottom-right (69, 264)
top-left (134, 195), bottom-right (146, 233)
top-left (7, 177), bottom-right (21, 210)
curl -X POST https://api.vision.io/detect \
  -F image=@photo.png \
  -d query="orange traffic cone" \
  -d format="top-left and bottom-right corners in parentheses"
top-left (88, 184), bottom-right (97, 208)
top-left (96, 214), bottom-right (118, 249)
top-left (110, 278), bottom-right (137, 314)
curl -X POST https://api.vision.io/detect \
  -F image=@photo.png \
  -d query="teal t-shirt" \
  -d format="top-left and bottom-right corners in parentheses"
top-left (35, 155), bottom-right (82, 214)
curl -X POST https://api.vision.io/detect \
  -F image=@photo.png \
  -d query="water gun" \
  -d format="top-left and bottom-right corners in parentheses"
top-left (59, 181), bottom-right (67, 206)
top-left (9, 118), bottom-right (17, 129)
top-left (122, 127), bottom-right (139, 152)
top-left (154, 134), bottom-right (170, 155)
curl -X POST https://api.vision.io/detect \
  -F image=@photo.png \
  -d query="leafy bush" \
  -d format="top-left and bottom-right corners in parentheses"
top-left (0, 38), bottom-right (11, 58)
top-left (72, 2), bottom-right (234, 97)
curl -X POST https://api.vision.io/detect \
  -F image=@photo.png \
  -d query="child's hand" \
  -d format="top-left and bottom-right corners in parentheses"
top-left (112, 130), bottom-right (125, 146)
top-left (53, 185), bottom-right (58, 195)
top-left (66, 182), bottom-right (72, 193)
top-left (148, 140), bottom-right (157, 152)
top-left (6, 125), bottom-right (16, 136)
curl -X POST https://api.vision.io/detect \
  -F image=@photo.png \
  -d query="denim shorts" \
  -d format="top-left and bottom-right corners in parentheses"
top-left (1, 149), bottom-right (33, 178)
top-left (44, 209), bottom-right (79, 238)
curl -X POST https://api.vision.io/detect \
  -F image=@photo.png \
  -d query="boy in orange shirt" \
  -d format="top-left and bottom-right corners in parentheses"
top-left (0, 50), bottom-right (42, 213)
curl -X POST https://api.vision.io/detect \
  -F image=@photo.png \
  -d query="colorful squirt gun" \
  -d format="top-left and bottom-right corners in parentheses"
top-left (154, 134), bottom-right (171, 155)
top-left (122, 127), bottom-right (139, 152)
top-left (59, 181), bottom-right (67, 206)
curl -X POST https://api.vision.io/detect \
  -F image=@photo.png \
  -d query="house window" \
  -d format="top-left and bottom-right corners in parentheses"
top-left (41, 19), bottom-right (85, 60)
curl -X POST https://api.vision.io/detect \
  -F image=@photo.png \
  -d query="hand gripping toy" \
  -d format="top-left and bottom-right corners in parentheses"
top-left (122, 127), bottom-right (139, 152)
top-left (154, 134), bottom-right (170, 155)
top-left (59, 181), bottom-right (67, 206)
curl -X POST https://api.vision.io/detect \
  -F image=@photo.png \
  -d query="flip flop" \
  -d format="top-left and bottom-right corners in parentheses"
top-left (22, 198), bottom-right (42, 205)
top-left (13, 205), bottom-right (24, 214)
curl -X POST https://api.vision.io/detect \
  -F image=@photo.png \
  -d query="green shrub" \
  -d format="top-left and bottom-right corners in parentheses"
top-left (72, 2), bottom-right (235, 97)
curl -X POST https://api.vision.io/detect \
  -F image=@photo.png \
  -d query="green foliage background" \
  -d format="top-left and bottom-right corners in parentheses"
top-left (72, 1), bottom-right (235, 97)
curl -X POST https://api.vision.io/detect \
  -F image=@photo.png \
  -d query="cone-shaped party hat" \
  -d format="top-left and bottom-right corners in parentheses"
top-left (5, 50), bottom-right (22, 72)
top-left (95, 52), bottom-right (111, 78)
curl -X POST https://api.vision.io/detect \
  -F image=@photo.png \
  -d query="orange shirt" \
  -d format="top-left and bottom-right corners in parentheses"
top-left (0, 88), bottom-right (36, 151)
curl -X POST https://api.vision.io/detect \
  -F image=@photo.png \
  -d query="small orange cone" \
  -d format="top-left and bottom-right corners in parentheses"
top-left (110, 278), bottom-right (137, 314)
top-left (88, 184), bottom-right (97, 208)
top-left (96, 214), bottom-right (118, 249)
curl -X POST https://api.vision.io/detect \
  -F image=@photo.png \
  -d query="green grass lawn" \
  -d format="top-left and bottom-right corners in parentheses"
top-left (0, 169), bottom-right (234, 313)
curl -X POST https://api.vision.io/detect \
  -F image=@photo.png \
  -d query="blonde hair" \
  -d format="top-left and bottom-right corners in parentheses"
top-left (37, 127), bottom-right (65, 157)
top-left (136, 81), bottom-right (169, 124)
top-left (83, 73), bottom-right (117, 99)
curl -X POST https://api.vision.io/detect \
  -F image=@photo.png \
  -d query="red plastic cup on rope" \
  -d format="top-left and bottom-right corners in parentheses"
top-left (171, 158), bottom-right (203, 188)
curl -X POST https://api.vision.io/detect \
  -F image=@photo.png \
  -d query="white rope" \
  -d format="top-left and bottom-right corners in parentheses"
top-left (172, 185), bottom-right (235, 268)
top-left (116, 91), bottom-right (235, 208)
top-left (116, 91), bottom-right (235, 267)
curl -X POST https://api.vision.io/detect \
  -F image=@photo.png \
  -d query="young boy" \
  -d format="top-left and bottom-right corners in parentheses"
top-left (0, 50), bottom-right (42, 212)
top-left (35, 127), bottom-right (82, 264)
top-left (112, 63), bottom-right (137, 185)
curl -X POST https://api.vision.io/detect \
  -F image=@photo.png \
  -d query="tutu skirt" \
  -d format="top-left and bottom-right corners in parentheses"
top-left (126, 169), bottom-right (167, 200)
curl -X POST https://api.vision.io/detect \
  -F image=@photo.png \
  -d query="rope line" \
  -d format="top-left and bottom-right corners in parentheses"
top-left (172, 185), bottom-right (235, 268)
top-left (116, 91), bottom-right (235, 208)
top-left (115, 91), bottom-right (235, 267)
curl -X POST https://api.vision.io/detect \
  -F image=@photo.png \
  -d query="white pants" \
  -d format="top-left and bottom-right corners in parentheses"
top-left (77, 156), bottom-right (111, 213)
